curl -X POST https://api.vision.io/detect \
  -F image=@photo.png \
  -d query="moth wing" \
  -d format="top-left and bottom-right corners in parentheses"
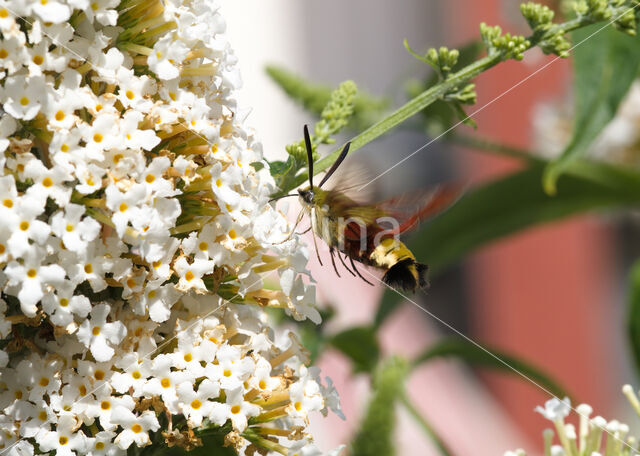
top-left (372, 185), bottom-right (463, 236)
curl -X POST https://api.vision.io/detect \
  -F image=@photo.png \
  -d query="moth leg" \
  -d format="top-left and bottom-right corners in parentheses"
top-left (296, 226), bottom-right (312, 235)
top-left (349, 256), bottom-right (374, 286)
top-left (329, 248), bottom-right (341, 278)
top-left (337, 251), bottom-right (356, 277)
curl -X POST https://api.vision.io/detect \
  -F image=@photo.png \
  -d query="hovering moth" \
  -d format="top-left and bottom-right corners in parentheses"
top-left (274, 125), bottom-right (459, 293)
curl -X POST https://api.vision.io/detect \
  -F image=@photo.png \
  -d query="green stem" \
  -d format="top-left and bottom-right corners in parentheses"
top-left (400, 391), bottom-right (453, 456)
top-left (279, 12), bottom-right (606, 194)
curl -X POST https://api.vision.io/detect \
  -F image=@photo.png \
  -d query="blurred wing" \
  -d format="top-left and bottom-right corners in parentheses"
top-left (374, 185), bottom-right (463, 235)
top-left (323, 185), bottom-right (463, 242)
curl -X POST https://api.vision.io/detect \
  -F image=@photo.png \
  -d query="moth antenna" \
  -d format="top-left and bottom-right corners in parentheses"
top-left (329, 248), bottom-right (341, 278)
top-left (303, 124), bottom-right (314, 188)
top-left (349, 256), bottom-right (374, 286)
top-left (319, 142), bottom-right (350, 188)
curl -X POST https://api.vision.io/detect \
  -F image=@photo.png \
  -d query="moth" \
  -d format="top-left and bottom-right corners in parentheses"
top-left (275, 125), bottom-right (459, 293)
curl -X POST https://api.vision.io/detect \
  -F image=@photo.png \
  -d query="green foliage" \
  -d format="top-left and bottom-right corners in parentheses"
top-left (543, 25), bottom-right (640, 194)
top-left (375, 157), bottom-right (640, 327)
top-left (350, 357), bottom-right (408, 456)
top-left (627, 260), bottom-right (640, 376)
top-left (270, 80), bottom-right (360, 191)
top-left (265, 65), bottom-right (388, 131)
top-left (329, 326), bottom-right (380, 373)
top-left (413, 338), bottom-right (569, 399)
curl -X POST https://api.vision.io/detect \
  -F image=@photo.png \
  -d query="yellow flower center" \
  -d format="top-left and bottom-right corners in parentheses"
top-left (60, 144), bottom-right (69, 152)
top-left (95, 442), bottom-right (105, 450)
top-left (60, 298), bottom-right (69, 307)
top-left (2, 199), bottom-right (12, 208)
top-left (39, 377), bottom-right (49, 387)
top-left (131, 424), bottom-right (142, 433)
top-left (132, 371), bottom-right (142, 380)
top-left (93, 133), bottom-right (103, 143)
top-left (223, 369), bottom-right (231, 377)
top-left (38, 411), bottom-right (47, 421)
top-left (84, 264), bottom-right (93, 274)
top-left (32, 55), bottom-right (44, 65)
top-left (191, 399), bottom-right (202, 409)
top-left (145, 174), bottom-right (155, 183)
top-left (230, 405), bottom-right (241, 414)
top-left (59, 436), bottom-right (69, 445)
top-left (160, 378), bottom-right (171, 388)
top-left (66, 224), bottom-right (74, 232)
top-left (0, 49), bottom-right (8, 59)
top-left (94, 370), bottom-right (105, 381)
top-left (92, 326), bottom-right (101, 336)
top-left (100, 401), bottom-right (110, 410)
top-left (19, 221), bottom-right (29, 231)
top-left (42, 177), bottom-right (53, 187)
top-left (199, 242), bottom-right (208, 251)
top-left (119, 202), bottom-right (128, 212)
top-left (184, 271), bottom-right (195, 282)
top-left (19, 97), bottom-right (29, 106)
top-left (27, 269), bottom-right (37, 279)
top-left (55, 110), bottom-right (65, 121)
top-left (184, 353), bottom-right (193, 362)
top-left (125, 90), bottom-right (134, 100)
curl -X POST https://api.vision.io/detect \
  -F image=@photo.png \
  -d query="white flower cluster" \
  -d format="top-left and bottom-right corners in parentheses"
top-left (0, 0), bottom-right (339, 455)
top-left (504, 387), bottom-right (640, 456)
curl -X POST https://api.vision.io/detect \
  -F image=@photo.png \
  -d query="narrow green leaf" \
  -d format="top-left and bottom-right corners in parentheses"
top-left (627, 259), bottom-right (640, 377)
top-left (351, 357), bottom-right (408, 456)
top-left (329, 326), bottom-right (379, 373)
top-left (374, 159), bottom-right (640, 327)
top-left (400, 392), bottom-right (452, 456)
top-left (414, 337), bottom-right (569, 399)
top-left (543, 25), bottom-right (640, 194)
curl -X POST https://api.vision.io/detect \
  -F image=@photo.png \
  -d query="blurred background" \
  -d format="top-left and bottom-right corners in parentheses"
top-left (222, 1), bottom-right (637, 454)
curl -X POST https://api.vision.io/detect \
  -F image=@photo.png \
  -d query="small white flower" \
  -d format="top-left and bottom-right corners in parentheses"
top-left (111, 408), bottom-right (159, 450)
top-left (77, 303), bottom-right (127, 362)
top-left (209, 387), bottom-right (260, 432)
top-left (50, 204), bottom-right (101, 253)
top-left (535, 396), bottom-right (571, 421)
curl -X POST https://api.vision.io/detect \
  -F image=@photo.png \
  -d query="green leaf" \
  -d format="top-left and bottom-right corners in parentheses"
top-left (414, 337), bottom-right (569, 399)
top-left (543, 25), bottom-right (640, 194)
top-left (329, 326), bottom-right (379, 373)
top-left (351, 357), bottom-right (408, 456)
top-left (374, 159), bottom-right (640, 327)
top-left (628, 259), bottom-right (640, 377)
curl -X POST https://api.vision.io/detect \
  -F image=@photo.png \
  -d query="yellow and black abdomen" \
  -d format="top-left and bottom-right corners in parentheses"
top-left (367, 237), bottom-right (429, 293)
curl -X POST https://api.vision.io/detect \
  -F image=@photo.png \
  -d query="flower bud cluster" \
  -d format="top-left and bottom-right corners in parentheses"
top-left (480, 23), bottom-right (531, 61)
top-left (0, 0), bottom-right (340, 454)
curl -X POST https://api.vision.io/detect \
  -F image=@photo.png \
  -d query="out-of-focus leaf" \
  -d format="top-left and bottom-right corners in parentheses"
top-left (627, 259), bottom-right (640, 376)
top-left (329, 326), bottom-right (379, 373)
top-left (543, 25), bottom-right (640, 194)
top-left (414, 338), bottom-right (569, 399)
top-left (374, 159), bottom-right (640, 327)
top-left (350, 357), bottom-right (408, 456)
